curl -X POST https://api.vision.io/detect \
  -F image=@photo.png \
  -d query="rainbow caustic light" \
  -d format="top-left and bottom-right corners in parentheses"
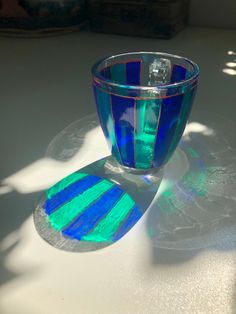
top-left (43, 172), bottom-right (142, 243)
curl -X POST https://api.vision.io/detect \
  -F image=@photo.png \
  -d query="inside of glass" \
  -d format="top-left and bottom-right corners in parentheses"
top-left (96, 53), bottom-right (196, 86)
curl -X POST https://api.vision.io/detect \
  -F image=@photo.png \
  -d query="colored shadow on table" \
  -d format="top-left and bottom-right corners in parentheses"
top-left (35, 156), bottom-right (162, 252)
top-left (44, 172), bottom-right (140, 243)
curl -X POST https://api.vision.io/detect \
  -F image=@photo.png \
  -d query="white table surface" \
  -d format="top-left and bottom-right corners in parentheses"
top-left (0, 27), bottom-right (236, 314)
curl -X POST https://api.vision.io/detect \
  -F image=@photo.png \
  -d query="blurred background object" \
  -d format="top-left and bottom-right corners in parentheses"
top-left (0, 0), bottom-right (235, 38)
top-left (87, 0), bottom-right (236, 39)
top-left (87, 0), bottom-right (190, 39)
top-left (0, 0), bottom-right (87, 36)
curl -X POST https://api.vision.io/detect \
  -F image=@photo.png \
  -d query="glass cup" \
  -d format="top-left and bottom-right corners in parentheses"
top-left (92, 52), bottom-right (199, 172)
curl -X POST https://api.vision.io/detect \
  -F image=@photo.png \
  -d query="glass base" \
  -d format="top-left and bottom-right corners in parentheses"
top-left (119, 164), bottom-right (162, 175)
top-left (104, 156), bottom-right (163, 176)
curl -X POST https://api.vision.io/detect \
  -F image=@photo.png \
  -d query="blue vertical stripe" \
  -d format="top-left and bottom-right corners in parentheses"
top-left (126, 61), bottom-right (141, 85)
top-left (152, 64), bottom-right (187, 166)
top-left (62, 186), bottom-right (124, 240)
top-left (170, 64), bottom-right (186, 83)
top-left (165, 86), bottom-right (197, 162)
top-left (44, 175), bottom-right (101, 215)
top-left (153, 94), bottom-right (184, 168)
top-left (111, 94), bottom-right (135, 168)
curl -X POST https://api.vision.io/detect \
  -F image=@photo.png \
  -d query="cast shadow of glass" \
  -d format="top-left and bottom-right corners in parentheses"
top-left (33, 111), bottom-right (236, 256)
top-left (146, 110), bottom-right (236, 264)
top-left (34, 156), bottom-right (163, 252)
top-left (33, 113), bottom-right (164, 252)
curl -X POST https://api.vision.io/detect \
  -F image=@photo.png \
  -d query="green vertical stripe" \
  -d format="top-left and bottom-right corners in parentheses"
top-left (111, 63), bottom-right (126, 85)
top-left (48, 180), bottom-right (114, 231)
top-left (46, 172), bottom-right (87, 199)
top-left (135, 99), bottom-right (161, 169)
top-left (107, 108), bottom-right (122, 163)
top-left (82, 193), bottom-right (135, 242)
top-left (96, 89), bottom-right (121, 163)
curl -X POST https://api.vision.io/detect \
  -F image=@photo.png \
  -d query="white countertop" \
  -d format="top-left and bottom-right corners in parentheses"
top-left (0, 27), bottom-right (236, 314)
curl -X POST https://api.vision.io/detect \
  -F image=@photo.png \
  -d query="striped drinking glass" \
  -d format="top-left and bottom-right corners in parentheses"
top-left (92, 52), bottom-right (199, 172)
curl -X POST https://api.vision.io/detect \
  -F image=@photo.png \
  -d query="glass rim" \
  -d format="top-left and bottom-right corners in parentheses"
top-left (91, 51), bottom-right (199, 90)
